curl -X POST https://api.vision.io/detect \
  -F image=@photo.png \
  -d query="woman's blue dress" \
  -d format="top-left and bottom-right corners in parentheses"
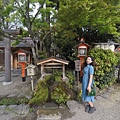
top-left (82, 64), bottom-right (94, 102)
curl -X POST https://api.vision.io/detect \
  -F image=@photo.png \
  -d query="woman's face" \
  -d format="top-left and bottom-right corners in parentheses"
top-left (86, 57), bottom-right (93, 64)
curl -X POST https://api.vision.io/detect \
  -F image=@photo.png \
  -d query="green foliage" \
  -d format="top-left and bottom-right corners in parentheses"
top-left (115, 52), bottom-right (120, 64)
top-left (44, 75), bottom-right (55, 86)
top-left (11, 40), bottom-right (20, 47)
top-left (53, 71), bottom-right (62, 82)
top-left (28, 69), bottom-right (78, 105)
top-left (0, 97), bottom-right (29, 106)
top-left (58, 0), bottom-right (120, 37)
top-left (45, 71), bottom-right (62, 83)
top-left (44, 75), bottom-right (55, 81)
top-left (66, 71), bottom-right (75, 89)
top-left (76, 90), bottom-right (82, 102)
top-left (53, 0), bottom-right (120, 60)
top-left (51, 82), bottom-right (71, 104)
top-left (38, 50), bottom-right (47, 60)
top-left (89, 48), bottom-right (118, 89)
top-left (29, 80), bottom-right (48, 105)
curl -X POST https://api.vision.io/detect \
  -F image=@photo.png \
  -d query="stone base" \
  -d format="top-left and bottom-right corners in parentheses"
top-left (2, 81), bottom-right (13, 86)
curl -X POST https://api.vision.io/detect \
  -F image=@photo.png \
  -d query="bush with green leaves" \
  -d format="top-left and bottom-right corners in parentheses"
top-left (51, 81), bottom-right (72, 104)
top-left (76, 89), bottom-right (82, 102)
top-left (53, 70), bottom-right (63, 82)
top-left (89, 48), bottom-right (118, 89)
top-left (115, 52), bottom-right (120, 65)
top-left (66, 71), bottom-right (75, 89)
top-left (38, 50), bottom-right (47, 60)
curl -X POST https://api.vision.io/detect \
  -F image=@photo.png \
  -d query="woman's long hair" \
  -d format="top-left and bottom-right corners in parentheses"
top-left (84, 56), bottom-right (96, 66)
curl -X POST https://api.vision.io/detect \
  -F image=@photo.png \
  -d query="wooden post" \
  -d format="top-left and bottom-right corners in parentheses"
top-left (75, 60), bottom-right (81, 88)
top-left (4, 38), bottom-right (11, 82)
top-left (21, 62), bottom-right (26, 82)
top-left (18, 62), bottom-right (26, 82)
top-left (3, 29), bottom-right (22, 83)
top-left (62, 64), bottom-right (65, 79)
top-left (31, 76), bottom-right (34, 91)
top-left (41, 64), bottom-right (44, 77)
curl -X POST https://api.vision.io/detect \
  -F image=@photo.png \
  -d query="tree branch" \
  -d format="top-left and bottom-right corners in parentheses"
top-left (31, 0), bottom-right (46, 23)
top-left (42, 28), bottom-right (53, 41)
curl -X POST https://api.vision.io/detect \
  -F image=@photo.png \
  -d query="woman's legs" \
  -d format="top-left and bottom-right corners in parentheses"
top-left (85, 102), bottom-right (93, 112)
top-left (88, 102), bottom-right (96, 113)
top-left (88, 102), bottom-right (93, 107)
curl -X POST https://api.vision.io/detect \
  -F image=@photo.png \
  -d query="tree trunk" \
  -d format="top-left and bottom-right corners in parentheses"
top-left (31, 45), bottom-right (37, 65)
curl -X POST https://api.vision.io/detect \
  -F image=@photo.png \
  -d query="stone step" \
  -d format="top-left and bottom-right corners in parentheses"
top-left (37, 114), bottom-right (61, 120)
top-left (0, 104), bottom-right (30, 115)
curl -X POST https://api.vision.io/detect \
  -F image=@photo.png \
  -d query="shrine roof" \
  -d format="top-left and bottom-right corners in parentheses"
top-left (37, 57), bottom-right (69, 65)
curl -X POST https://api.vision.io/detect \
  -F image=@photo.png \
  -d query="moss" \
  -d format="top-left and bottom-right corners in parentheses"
top-left (0, 97), bottom-right (29, 106)
top-left (29, 80), bottom-right (49, 105)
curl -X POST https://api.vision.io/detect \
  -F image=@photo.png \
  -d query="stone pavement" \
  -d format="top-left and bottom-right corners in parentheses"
top-left (0, 70), bottom-right (120, 120)
top-left (0, 70), bottom-right (36, 120)
top-left (66, 86), bottom-right (120, 120)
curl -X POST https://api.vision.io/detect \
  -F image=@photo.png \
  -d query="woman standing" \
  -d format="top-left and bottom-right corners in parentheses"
top-left (82, 56), bottom-right (96, 114)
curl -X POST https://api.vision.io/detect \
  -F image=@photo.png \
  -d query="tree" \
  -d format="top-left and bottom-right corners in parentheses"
top-left (0, 0), bottom-right (58, 64)
top-left (56, 0), bottom-right (120, 41)
top-left (51, 0), bottom-right (120, 62)
top-left (0, 0), bottom-right (4, 39)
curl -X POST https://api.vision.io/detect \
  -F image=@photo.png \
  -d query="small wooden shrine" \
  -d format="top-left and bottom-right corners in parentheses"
top-left (37, 57), bottom-right (69, 80)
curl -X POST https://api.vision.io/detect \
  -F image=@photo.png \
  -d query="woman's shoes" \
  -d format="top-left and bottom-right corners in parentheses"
top-left (88, 106), bottom-right (96, 114)
top-left (85, 105), bottom-right (96, 114)
top-left (85, 105), bottom-right (90, 112)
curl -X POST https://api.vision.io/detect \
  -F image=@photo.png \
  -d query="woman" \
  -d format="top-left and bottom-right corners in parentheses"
top-left (82, 56), bottom-right (96, 114)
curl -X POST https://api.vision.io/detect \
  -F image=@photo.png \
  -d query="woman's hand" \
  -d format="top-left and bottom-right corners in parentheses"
top-left (87, 86), bottom-right (91, 93)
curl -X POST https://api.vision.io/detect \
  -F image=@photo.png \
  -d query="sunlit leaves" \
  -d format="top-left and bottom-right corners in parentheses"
top-left (57, 0), bottom-right (120, 38)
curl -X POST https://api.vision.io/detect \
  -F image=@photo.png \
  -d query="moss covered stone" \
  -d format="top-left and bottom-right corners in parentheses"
top-left (29, 80), bottom-right (48, 105)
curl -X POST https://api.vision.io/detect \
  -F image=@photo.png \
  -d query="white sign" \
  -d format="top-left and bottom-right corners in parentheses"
top-left (26, 64), bottom-right (36, 76)
top-left (75, 60), bottom-right (81, 71)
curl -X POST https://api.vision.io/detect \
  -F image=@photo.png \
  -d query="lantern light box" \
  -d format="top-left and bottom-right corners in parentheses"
top-left (18, 53), bottom-right (26, 62)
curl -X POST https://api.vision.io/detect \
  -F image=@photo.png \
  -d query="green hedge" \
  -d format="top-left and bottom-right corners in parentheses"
top-left (89, 48), bottom-right (119, 89)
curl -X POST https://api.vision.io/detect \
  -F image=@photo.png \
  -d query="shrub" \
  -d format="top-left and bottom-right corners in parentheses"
top-left (66, 71), bottom-right (75, 89)
top-left (51, 81), bottom-right (72, 104)
top-left (89, 48), bottom-right (118, 89)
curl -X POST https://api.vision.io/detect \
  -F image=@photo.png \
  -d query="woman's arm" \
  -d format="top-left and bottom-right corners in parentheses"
top-left (87, 74), bottom-right (93, 92)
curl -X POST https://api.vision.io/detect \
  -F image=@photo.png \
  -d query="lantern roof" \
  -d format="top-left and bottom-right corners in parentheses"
top-left (13, 49), bottom-right (31, 54)
top-left (75, 42), bottom-right (91, 48)
top-left (26, 64), bottom-right (36, 69)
